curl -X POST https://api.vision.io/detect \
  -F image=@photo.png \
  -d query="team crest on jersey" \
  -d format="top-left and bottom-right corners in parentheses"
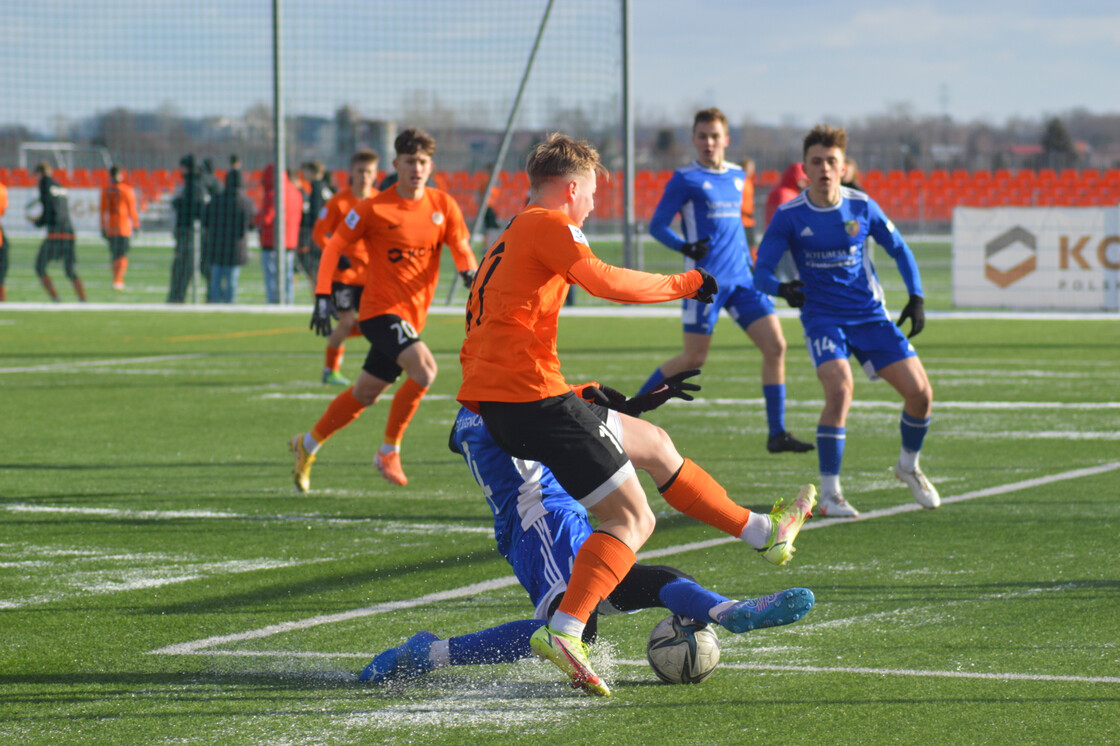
top-left (734, 177), bottom-right (744, 192)
top-left (568, 224), bottom-right (589, 246)
top-left (345, 209), bottom-right (360, 229)
top-left (432, 212), bottom-right (444, 225)
top-left (844, 220), bottom-right (860, 236)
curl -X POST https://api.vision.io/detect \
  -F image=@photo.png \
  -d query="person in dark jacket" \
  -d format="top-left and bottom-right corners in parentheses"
top-left (297, 160), bottom-right (333, 285)
top-left (204, 169), bottom-right (255, 303)
top-left (30, 162), bottom-right (85, 302)
top-left (167, 154), bottom-right (208, 303)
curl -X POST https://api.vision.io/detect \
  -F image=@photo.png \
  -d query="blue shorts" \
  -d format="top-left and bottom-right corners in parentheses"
top-left (803, 319), bottom-right (916, 379)
top-left (509, 509), bottom-right (591, 620)
top-left (682, 282), bottom-right (774, 335)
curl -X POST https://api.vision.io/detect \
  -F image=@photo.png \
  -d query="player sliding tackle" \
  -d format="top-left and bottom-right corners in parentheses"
top-left (457, 133), bottom-right (816, 696)
top-left (359, 374), bottom-right (815, 688)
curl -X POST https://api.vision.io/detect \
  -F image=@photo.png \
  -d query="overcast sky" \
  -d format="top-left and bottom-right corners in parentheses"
top-left (630, 0), bottom-right (1119, 125)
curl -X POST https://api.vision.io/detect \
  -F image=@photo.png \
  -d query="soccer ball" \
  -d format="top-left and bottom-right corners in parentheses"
top-left (646, 614), bottom-right (721, 684)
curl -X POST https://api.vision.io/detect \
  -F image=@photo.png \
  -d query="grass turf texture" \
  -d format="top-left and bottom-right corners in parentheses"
top-left (1, 308), bottom-right (1118, 745)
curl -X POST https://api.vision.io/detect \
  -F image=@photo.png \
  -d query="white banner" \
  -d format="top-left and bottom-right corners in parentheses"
top-left (4, 186), bottom-right (105, 238)
top-left (952, 206), bottom-right (1120, 311)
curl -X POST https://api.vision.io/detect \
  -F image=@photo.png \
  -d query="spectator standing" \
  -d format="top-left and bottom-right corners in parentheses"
top-left (255, 164), bottom-right (303, 303)
top-left (167, 155), bottom-right (207, 303)
top-left (203, 168), bottom-right (255, 303)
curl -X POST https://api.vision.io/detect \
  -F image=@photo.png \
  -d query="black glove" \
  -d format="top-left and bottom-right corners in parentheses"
top-left (581, 370), bottom-right (701, 417)
top-left (310, 294), bottom-right (336, 337)
top-left (896, 294), bottom-right (925, 338)
top-left (692, 267), bottom-right (718, 304)
top-left (460, 269), bottom-right (477, 286)
top-left (336, 254), bottom-right (352, 270)
top-left (777, 280), bottom-right (806, 308)
top-left (680, 237), bottom-right (710, 261)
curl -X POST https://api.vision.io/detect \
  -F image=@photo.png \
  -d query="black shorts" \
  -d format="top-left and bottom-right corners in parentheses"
top-left (331, 282), bottom-right (363, 313)
top-left (107, 236), bottom-right (130, 260)
top-left (479, 392), bottom-right (634, 506)
top-left (36, 238), bottom-right (77, 278)
top-left (358, 314), bottom-right (420, 382)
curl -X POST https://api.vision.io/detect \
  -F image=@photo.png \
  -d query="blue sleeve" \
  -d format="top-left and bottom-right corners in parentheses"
top-left (752, 212), bottom-right (789, 296)
top-left (868, 200), bottom-right (922, 297)
top-left (649, 174), bottom-right (687, 253)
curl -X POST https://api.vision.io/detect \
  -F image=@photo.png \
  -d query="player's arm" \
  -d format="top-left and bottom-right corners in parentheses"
top-left (315, 203), bottom-right (368, 295)
top-left (128, 188), bottom-right (140, 230)
top-left (311, 196), bottom-right (343, 251)
top-left (868, 201), bottom-right (923, 298)
top-left (648, 174), bottom-right (689, 251)
top-left (753, 214), bottom-right (805, 307)
top-left (566, 256), bottom-right (706, 304)
top-left (99, 190), bottom-right (109, 235)
top-left (448, 236), bottom-right (479, 284)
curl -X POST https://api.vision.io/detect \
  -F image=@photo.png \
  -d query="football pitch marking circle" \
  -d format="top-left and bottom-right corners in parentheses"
top-left (148, 460), bottom-right (1120, 662)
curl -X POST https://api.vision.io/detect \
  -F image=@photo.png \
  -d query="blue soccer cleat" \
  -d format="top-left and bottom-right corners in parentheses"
top-left (359, 631), bottom-right (439, 684)
top-left (717, 587), bottom-right (815, 633)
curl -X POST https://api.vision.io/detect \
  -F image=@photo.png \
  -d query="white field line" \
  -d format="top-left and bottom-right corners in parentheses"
top-left (0, 353), bottom-right (207, 374)
top-left (612, 660), bottom-right (1120, 685)
top-left (148, 460), bottom-right (1120, 657)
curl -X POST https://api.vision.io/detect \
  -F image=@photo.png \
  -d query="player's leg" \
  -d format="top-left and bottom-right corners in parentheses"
top-left (35, 241), bottom-right (59, 301)
top-left (621, 413), bottom-right (813, 562)
top-left (877, 354), bottom-right (939, 508)
top-left (610, 564), bottom-right (814, 634)
top-left (61, 240), bottom-right (85, 302)
top-left (744, 313), bottom-right (813, 453)
top-left (815, 357), bottom-right (856, 516)
top-left (369, 317), bottom-right (434, 485)
top-left (260, 248), bottom-right (278, 303)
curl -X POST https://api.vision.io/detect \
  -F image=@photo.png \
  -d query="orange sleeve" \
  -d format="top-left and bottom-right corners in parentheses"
top-left (566, 257), bottom-right (702, 304)
top-left (315, 200), bottom-right (369, 295)
top-left (127, 186), bottom-right (140, 229)
top-left (312, 192), bottom-right (344, 250)
top-left (99, 189), bottom-right (109, 232)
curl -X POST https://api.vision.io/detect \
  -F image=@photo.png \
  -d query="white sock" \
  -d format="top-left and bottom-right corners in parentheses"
top-left (898, 447), bottom-right (919, 472)
top-left (550, 611), bottom-right (585, 639)
top-left (379, 443), bottom-right (400, 455)
top-left (739, 511), bottom-right (774, 549)
top-left (709, 600), bottom-right (737, 623)
top-left (821, 474), bottom-right (841, 496)
top-left (302, 432), bottom-right (321, 455)
top-left (428, 639), bottom-right (450, 670)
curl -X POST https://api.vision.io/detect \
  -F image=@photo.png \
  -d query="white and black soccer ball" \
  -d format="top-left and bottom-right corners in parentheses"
top-left (646, 614), bottom-right (721, 684)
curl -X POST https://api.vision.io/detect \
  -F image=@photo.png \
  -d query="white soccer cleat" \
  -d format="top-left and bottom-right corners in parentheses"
top-left (818, 491), bottom-right (859, 518)
top-left (894, 464), bottom-right (940, 509)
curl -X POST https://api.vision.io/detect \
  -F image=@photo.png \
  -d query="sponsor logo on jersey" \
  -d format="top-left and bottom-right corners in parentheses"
top-left (432, 212), bottom-right (444, 225)
top-left (344, 209), bottom-right (360, 229)
top-left (568, 224), bottom-right (589, 246)
top-left (844, 220), bottom-right (860, 236)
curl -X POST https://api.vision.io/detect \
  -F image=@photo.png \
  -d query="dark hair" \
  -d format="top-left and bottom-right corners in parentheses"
top-left (350, 149), bottom-right (379, 167)
top-left (803, 124), bottom-right (849, 157)
top-left (109, 165), bottom-right (121, 180)
top-left (693, 107), bottom-right (728, 132)
top-left (394, 128), bottom-right (436, 157)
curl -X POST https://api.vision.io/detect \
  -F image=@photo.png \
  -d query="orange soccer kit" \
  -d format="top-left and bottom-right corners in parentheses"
top-left (457, 206), bottom-right (754, 624)
top-left (307, 185), bottom-right (476, 459)
top-left (311, 186), bottom-right (377, 374)
top-left (100, 181), bottom-right (139, 286)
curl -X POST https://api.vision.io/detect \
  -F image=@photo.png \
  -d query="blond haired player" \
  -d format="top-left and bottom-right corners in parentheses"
top-left (457, 133), bottom-right (816, 696)
top-left (290, 128), bottom-right (477, 488)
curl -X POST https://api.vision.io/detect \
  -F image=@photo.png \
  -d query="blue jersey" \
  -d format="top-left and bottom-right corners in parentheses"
top-left (650, 161), bottom-right (752, 287)
top-left (450, 407), bottom-right (588, 561)
top-left (754, 187), bottom-right (922, 325)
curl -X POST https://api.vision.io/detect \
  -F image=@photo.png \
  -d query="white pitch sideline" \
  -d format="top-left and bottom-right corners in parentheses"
top-left (147, 460), bottom-right (1120, 658)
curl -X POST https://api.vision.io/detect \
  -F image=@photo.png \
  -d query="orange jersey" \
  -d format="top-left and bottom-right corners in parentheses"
top-left (100, 182), bottom-right (140, 237)
top-left (740, 178), bottom-right (755, 228)
top-left (318, 186), bottom-right (474, 329)
top-left (312, 187), bottom-right (376, 286)
top-left (458, 206), bottom-right (703, 408)
top-left (0, 181), bottom-right (7, 243)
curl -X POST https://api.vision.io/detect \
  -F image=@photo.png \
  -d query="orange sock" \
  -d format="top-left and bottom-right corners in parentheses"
top-left (40, 275), bottom-right (58, 300)
top-left (72, 277), bottom-right (86, 301)
top-left (383, 378), bottom-right (428, 445)
top-left (556, 531), bottom-right (636, 623)
top-left (658, 458), bottom-right (752, 538)
top-left (0, 286), bottom-right (6, 302)
top-left (309, 387), bottom-right (366, 444)
top-left (324, 345), bottom-right (343, 372)
top-left (112, 257), bottom-right (128, 284)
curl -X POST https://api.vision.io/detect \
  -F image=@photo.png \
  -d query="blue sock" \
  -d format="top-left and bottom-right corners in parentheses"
top-left (637, 367), bottom-right (667, 397)
top-left (448, 619), bottom-right (544, 665)
top-left (817, 425), bottom-right (846, 476)
top-left (900, 412), bottom-right (930, 453)
top-left (763, 383), bottom-right (786, 437)
top-left (658, 577), bottom-right (729, 623)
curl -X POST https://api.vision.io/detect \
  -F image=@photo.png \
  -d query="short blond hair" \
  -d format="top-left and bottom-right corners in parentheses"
top-left (526, 133), bottom-right (606, 190)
